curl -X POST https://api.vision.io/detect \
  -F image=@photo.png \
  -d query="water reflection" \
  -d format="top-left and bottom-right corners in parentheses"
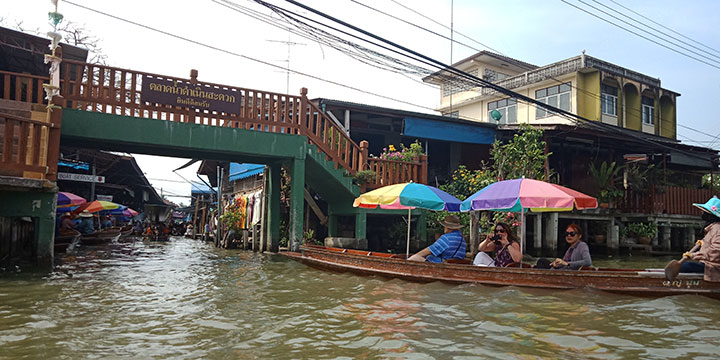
top-left (0, 237), bottom-right (718, 359)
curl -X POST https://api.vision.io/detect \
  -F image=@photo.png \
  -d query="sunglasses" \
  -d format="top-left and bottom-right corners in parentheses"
top-left (565, 231), bottom-right (577, 237)
top-left (494, 229), bottom-right (505, 234)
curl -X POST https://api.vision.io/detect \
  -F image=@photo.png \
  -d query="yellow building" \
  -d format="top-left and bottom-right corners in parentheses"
top-left (423, 51), bottom-right (678, 139)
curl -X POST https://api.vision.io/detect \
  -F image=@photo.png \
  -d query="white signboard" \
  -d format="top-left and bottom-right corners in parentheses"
top-left (58, 172), bottom-right (105, 183)
top-left (96, 195), bottom-right (113, 201)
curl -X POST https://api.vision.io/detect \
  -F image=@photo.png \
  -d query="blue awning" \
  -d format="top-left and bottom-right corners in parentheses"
top-left (403, 117), bottom-right (495, 144)
top-left (191, 182), bottom-right (216, 194)
top-left (229, 163), bottom-right (265, 182)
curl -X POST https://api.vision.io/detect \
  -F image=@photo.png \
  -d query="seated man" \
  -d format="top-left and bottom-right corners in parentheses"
top-left (77, 210), bottom-right (95, 234)
top-left (408, 215), bottom-right (466, 263)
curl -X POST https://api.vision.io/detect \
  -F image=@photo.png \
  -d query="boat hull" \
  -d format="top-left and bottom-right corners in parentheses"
top-left (80, 229), bottom-right (121, 246)
top-left (54, 230), bottom-right (81, 253)
top-left (283, 245), bottom-right (720, 299)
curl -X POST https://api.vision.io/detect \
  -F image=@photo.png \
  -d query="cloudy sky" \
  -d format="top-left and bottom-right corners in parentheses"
top-left (5, 0), bottom-right (720, 203)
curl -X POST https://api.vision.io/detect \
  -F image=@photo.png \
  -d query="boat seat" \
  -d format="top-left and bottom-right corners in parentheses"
top-left (445, 258), bottom-right (473, 265)
top-left (579, 266), bottom-right (598, 271)
top-left (505, 262), bottom-right (533, 268)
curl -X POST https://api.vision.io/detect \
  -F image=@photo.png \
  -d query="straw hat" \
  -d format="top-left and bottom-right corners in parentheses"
top-left (79, 210), bottom-right (93, 218)
top-left (439, 215), bottom-right (463, 230)
top-left (693, 196), bottom-right (720, 218)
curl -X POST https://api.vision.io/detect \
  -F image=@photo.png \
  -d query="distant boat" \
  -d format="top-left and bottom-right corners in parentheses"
top-left (54, 229), bottom-right (81, 253)
top-left (80, 228), bottom-right (121, 246)
top-left (283, 245), bottom-right (720, 299)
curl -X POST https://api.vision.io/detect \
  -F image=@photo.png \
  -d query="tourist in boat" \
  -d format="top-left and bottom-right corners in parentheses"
top-left (77, 210), bottom-right (95, 234)
top-left (408, 215), bottom-right (466, 263)
top-left (101, 215), bottom-right (113, 229)
top-left (474, 222), bottom-right (522, 267)
top-left (681, 197), bottom-right (720, 281)
top-left (536, 224), bottom-right (592, 270)
top-left (59, 213), bottom-right (76, 232)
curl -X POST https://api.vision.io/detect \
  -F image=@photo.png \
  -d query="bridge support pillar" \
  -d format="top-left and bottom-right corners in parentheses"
top-left (266, 162), bottom-right (281, 252)
top-left (327, 204), bottom-right (338, 237)
top-left (289, 158), bottom-right (305, 252)
top-left (0, 189), bottom-right (57, 269)
top-left (355, 209), bottom-right (367, 240)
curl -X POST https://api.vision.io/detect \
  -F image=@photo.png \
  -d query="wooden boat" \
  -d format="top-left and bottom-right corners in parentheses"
top-left (54, 229), bottom-right (81, 253)
top-left (282, 245), bottom-right (720, 299)
top-left (119, 225), bottom-right (133, 238)
top-left (80, 228), bottom-right (121, 246)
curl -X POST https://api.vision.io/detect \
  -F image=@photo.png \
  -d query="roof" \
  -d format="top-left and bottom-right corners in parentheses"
top-left (313, 98), bottom-right (497, 130)
top-left (229, 163), bottom-right (264, 182)
top-left (422, 50), bottom-right (539, 83)
top-left (0, 26), bottom-right (89, 76)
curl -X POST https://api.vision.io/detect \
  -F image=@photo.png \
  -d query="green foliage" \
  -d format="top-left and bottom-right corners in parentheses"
top-left (625, 163), bottom-right (656, 192)
top-left (219, 203), bottom-right (244, 232)
top-left (377, 140), bottom-right (425, 162)
top-left (589, 161), bottom-right (624, 203)
top-left (491, 124), bottom-right (552, 181)
top-left (441, 165), bottom-right (496, 200)
top-left (353, 170), bottom-right (377, 185)
top-left (702, 174), bottom-right (720, 190)
top-left (627, 222), bottom-right (658, 239)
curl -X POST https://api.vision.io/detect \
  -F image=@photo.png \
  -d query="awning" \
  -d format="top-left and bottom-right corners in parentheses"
top-left (403, 117), bottom-right (495, 144)
top-left (670, 151), bottom-right (712, 168)
top-left (229, 163), bottom-right (265, 182)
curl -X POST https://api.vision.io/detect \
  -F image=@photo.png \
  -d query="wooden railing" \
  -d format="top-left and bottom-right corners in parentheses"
top-left (620, 186), bottom-right (714, 215)
top-left (0, 71), bottom-right (47, 105)
top-left (1, 61), bottom-right (428, 186)
top-left (0, 110), bottom-right (61, 180)
top-left (365, 155), bottom-right (428, 190)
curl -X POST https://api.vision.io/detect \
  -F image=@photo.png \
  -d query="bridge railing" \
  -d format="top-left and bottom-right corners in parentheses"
top-left (1, 61), bottom-right (427, 185)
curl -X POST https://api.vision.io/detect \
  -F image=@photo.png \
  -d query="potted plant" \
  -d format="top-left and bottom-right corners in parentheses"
top-left (589, 161), bottom-right (623, 207)
top-left (627, 222), bottom-right (657, 245)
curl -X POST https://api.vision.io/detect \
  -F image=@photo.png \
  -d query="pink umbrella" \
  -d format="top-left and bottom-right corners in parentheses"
top-left (57, 192), bottom-right (86, 207)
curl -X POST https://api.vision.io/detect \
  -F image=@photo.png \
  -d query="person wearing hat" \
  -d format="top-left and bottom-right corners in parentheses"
top-left (77, 210), bottom-right (96, 235)
top-left (682, 196), bottom-right (720, 282)
top-left (408, 215), bottom-right (466, 263)
top-left (59, 212), bottom-right (76, 232)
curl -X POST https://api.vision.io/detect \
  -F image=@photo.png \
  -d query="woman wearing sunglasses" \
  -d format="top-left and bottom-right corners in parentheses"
top-left (474, 222), bottom-right (522, 267)
top-left (537, 224), bottom-right (592, 270)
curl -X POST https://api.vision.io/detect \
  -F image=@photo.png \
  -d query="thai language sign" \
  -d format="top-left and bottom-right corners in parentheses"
top-left (141, 76), bottom-right (241, 115)
top-left (58, 172), bottom-right (105, 183)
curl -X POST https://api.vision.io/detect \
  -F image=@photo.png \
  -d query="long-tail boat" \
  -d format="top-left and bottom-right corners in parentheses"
top-left (54, 229), bottom-right (81, 253)
top-left (282, 245), bottom-right (720, 299)
top-left (80, 228), bottom-right (121, 246)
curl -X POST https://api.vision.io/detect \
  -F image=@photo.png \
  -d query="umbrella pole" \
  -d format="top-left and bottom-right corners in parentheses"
top-left (520, 207), bottom-right (525, 267)
top-left (406, 208), bottom-right (411, 259)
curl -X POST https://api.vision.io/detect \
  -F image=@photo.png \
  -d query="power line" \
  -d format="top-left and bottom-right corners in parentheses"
top-left (561, 0), bottom-right (720, 70)
top-left (606, 0), bottom-right (720, 57)
top-left (63, 0), bottom-right (437, 112)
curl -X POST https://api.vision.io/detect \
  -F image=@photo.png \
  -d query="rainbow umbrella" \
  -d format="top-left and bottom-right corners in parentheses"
top-left (461, 178), bottom-right (597, 265)
top-left (74, 200), bottom-right (124, 214)
top-left (57, 192), bottom-right (86, 207)
top-left (354, 182), bottom-right (462, 258)
top-left (106, 207), bottom-right (138, 217)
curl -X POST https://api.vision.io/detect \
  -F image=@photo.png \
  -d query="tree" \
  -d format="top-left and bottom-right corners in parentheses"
top-left (491, 124), bottom-right (552, 181)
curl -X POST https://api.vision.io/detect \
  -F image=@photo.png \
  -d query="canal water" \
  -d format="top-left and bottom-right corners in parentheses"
top-left (1, 237), bottom-right (719, 359)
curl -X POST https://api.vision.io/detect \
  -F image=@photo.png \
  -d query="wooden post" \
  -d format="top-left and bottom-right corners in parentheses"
top-left (46, 95), bottom-right (63, 181)
top-left (192, 194), bottom-right (200, 238)
top-left (469, 212), bottom-right (480, 259)
top-left (418, 154), bottom-right (428, 185)
top-left (299, 87), bottom-right (308, 130)
top-left (359, 140), bottom-right (369, 172)
top-left (259, 168), bottom-right (267, 252)
top-left (543, 140), bottom-right (550, 180)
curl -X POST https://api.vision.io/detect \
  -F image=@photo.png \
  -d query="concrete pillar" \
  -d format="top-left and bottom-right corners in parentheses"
top-left (266, 162), bottom-right (281, 252)
top-left (544, 212), bottom-right (559, 256)
top-left (534, 213), bottom-right (542, 253)
top-left (355, 209), bottom-right (367, 240)
top-left (685, 226), bottom-right (696, 249)
top-left (327, 210), bottom-right (338, 238)
top-left (0, 189), bottom-right (56, 269)
top-left (661, 225), bottom-right (671, 251)
top-left (607, 218), bottom-right (619, 253)
top-left (289, 157), bottom-right (305, 252)
top-left (415, 210), bottom-right (427, 251)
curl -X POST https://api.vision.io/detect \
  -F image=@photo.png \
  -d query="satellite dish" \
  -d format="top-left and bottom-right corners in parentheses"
top-left (490, 109), bottom-right (502, 122)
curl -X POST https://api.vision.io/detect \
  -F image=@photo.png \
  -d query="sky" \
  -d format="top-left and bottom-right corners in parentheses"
top-left (4, 0), bottom-right (720, 203)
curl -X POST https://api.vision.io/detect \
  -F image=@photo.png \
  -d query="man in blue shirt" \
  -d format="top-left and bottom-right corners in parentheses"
top-left (408, 215), bottom-right (466, 263)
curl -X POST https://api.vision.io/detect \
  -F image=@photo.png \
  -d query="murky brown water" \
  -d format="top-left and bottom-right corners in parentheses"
top-left (1, 237), bottom-right (719, 359)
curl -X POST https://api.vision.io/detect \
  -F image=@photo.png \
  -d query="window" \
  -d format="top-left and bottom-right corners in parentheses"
top-left (642, 96), bottom-right (654, 125)
top-left (535, 82), bottom-right (571, 119)
top-left (444, 111), bottom-right (459, 118)
top-left (442, 69), bottom-right (479, 97)
top-left (483, 68), bottom-right (510, 82)
top-left (487, 98), bottom-right (517, 124)
top-left (601, 84), bottom-right (618, 116)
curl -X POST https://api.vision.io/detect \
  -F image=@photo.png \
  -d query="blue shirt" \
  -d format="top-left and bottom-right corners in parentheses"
top-left (427, 230), bottom-right (466, 263)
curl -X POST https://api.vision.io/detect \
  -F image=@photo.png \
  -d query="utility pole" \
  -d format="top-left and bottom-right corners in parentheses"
top-left (267, 35), bottom-right (306, 94)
